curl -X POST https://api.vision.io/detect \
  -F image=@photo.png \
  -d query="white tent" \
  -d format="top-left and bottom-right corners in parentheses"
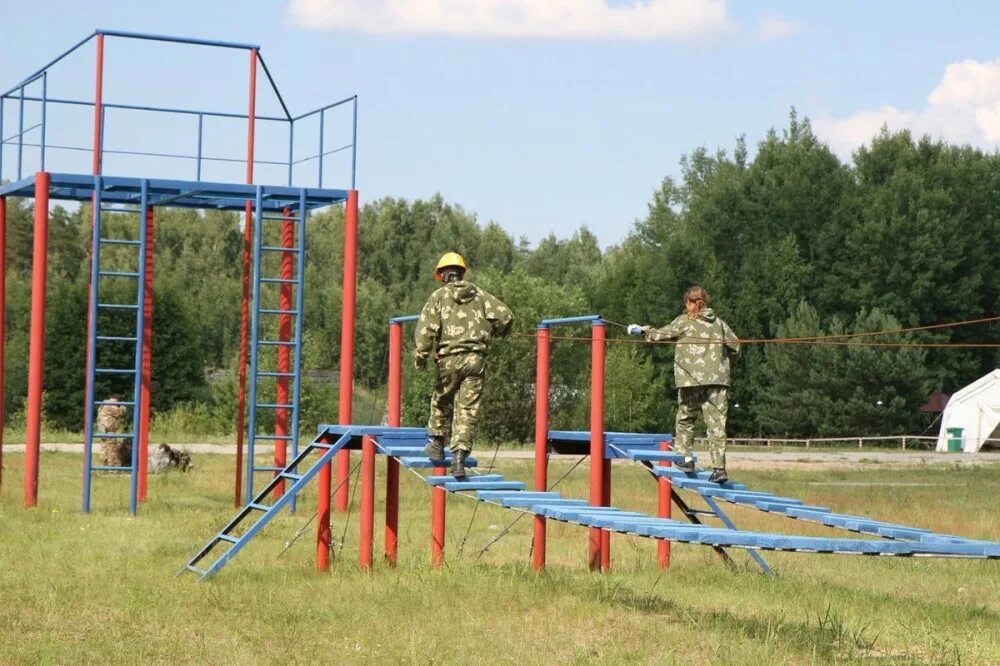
top-left (936, 369), bottom-right (1000, 453)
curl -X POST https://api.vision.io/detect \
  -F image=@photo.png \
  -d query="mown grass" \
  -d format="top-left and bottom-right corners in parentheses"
top-left (1, 452), bottom-right (999, 664)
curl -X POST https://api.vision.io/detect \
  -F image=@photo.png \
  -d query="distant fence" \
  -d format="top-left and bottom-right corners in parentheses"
top-left (695, 435), bottom-right (1000, 450)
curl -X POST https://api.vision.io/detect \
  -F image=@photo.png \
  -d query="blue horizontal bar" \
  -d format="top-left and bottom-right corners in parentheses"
top-left (260, 309), bottom-right (299, 316)
top-left (259, 340), bottom-right (297, 347)
top-left (0, 32), bottom-right (95, 98)
top-left (427, 474), bottom-right (504, 486)
top-left (97, 28), bottom-right (259, 51)
top-left (253, 434), bottom-right (293, 440)
top-left (399, 456), bottom-right (479, 469)
top-left (94, 400), bottom-right (135, 407)
top-left (96, 335), bottom-right (137, 342)
top-left (0, 94), bottom-right (287, 122)
top-left (98, 270), bottom-right (140, 278)
top-left (261, 245), bottom-right (301, 253)
top-left (502, 497), bottom-right (588, 508)
top-left (389, 315), bottom-right (420, 324)
top-left (99, 239), bottom-right (141, 246)
top-left (538, 315), bottom-right (602, 327)
top-left (291, 95), bottom-right (356, 121)
top-left (444, 480), bottom-right (525, 492)
top-left (95, 368), bottom-right (138, 374)
top-left (92, 432), bottom-right (134, 438)
top-left (97, 303), bottom-right (139, 310)
top-left (91, 465), bottom-right (133, 471)
top-left (256, 371), bottom-right (295, 377)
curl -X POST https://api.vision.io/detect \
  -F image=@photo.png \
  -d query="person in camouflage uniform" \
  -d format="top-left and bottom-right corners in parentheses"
top-left (628, 285), bottom-right (740, 484)
top-left (96, 395), bottom-right (131, 468)
top-left (415, 252), bottom-right (513, 478)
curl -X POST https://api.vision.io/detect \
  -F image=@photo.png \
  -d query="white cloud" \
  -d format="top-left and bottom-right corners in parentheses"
top-left (755, 14), bottom-right (803, 42)
top-left (815, 58), bottom-right (1000, 156)
top-left (287, 0), bottom-right (731, 40)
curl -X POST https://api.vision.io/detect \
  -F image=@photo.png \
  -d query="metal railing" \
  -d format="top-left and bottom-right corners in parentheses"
top-left (0, 29), bottom-right (356, 189)
top-left (701, 435), bottom-right (1000, 451)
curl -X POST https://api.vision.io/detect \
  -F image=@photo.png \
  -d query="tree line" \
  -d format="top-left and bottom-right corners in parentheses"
top-left (3, 112), bottom-right (998, 442)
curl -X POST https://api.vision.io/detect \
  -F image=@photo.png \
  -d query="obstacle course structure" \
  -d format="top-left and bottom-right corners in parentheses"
top-left (0, 29), bottom-right (360, 517)
top-left (183, 315), bottom-right (1000, 580)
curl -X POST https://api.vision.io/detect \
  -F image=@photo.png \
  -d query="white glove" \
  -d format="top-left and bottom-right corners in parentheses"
top-left (627, 324), bottom-right (646, 336)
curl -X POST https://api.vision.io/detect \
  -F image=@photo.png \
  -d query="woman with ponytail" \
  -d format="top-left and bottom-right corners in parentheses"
top-left (627, 285), bottom-right (740, 484)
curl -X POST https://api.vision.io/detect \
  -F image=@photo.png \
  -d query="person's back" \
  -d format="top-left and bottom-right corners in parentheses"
top-left (647, 307), bottom-right (739, 388)
top-left (416, 280), bottom-right (512, 360)
top-left (414, 252), bottom-right (512, 478)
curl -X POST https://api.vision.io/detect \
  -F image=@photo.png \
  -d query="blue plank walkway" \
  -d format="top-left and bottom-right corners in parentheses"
top-left (182, 426), bottom-right (1000, 579)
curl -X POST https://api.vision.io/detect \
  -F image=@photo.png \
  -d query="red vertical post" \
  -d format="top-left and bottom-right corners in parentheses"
top-left (588, 321), bottom-right (606, 571)
top-left (234, 47), bottom-right (258, 508)
top-left (385, 321), bottom-right (403, 565)
top-left (0, 197), bottom-right (6, 489)
top-left (91, 34), bottom-right (104, 176)
top-left (601, 449), bottom-right (611, 571)
top-left (82, 33), bottom-right (104, 492)
top-left (359, 434), bottom-right (376, 569)
top-left (335, 190), bottom-right (359, 512)
top-left (657, 439), bottom-right (672, 569)
top-left (273, 209), bottom-right (294, 496)
top-left (533, 326), bottom-right (550, 571)
top-left (431, 464), bottom-right (446, 567)
top-left (24, 172), bottom-right (50, 507)
top-left (138, 207), bottom-right (154, 502)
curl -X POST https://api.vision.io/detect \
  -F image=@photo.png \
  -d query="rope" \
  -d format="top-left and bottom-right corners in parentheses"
top-left (456, 439), bottom-right (501, 556)
top-left (507, 314), bottom-right (1000, 348)
top-left (336, 457), bottom-right (363, 555)
top-left (277, 457), bottom-right (362, 558)
top-left (480, 453), bottom-right (588, 560)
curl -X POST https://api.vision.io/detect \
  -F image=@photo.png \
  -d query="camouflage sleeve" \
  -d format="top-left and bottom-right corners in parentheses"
top-left (645, 314), bottom-right (687, 342)
top-left (721, 320), bottom-right (741, 360)
top-left (481, 289), bottom-right (514, 338)
top-left (413, 294), bottom-right (440, 362)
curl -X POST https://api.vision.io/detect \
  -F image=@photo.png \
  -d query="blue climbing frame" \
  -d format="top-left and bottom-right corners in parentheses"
top-left (0, 29), bottom-right (356, 514)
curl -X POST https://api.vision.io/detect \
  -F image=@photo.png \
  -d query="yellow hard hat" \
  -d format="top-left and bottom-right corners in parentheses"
top-left (435, 252), bottom-right (467, 281)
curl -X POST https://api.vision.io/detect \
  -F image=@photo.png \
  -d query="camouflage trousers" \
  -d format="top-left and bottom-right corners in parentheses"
top-left (427, 352), bottom-right (485, 453)
top-left (674, 385), bottom-right (728, 469)
top-left (99, 439), bottom-right (132, 468)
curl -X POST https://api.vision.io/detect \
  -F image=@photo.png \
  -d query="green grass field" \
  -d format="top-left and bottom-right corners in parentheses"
top-left (1, 452), bottom-right (999, 664)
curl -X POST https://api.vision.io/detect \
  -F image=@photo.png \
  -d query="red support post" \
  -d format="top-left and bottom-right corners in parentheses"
top-left (81, 33), bottom-right (104, 496)
top-left (657, 439), bottom-right (672, 569)
top-left (335, 190), bottom-right (359, 513)
top-left (0, 197), bottom-right (5, 489)
top-left (91, 35), bottom-right (104, 176)
top-left (432, 463), bottom-right (446, 567)
top-left (24, 172), bottom-right (50, 508)
top-left (273, 209), bottom-right (294, 496)
top-left (533, 326), bottom-right (550, 571)
top-left (138, 207), bottom-right (154, 502)
top-left (385, 321), bottom-right (403, 565)
top-left (588, 321), bottom-right (606, 571)
top-left (359, 434), bottom-right (376, 569)
top-left (234, 47), bottom-right (258, 508)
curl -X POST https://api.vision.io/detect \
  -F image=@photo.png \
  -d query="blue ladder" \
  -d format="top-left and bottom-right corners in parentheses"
top-left (183, 430), bottom-right (351, 580)
top-left (82, 177), bottom-right (151, 515)
top-left (245, 187), bottom-right (308, 512)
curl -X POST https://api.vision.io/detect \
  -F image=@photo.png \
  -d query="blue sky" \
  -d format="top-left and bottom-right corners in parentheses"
top-left (4, 1), bottom-right (1000, 247)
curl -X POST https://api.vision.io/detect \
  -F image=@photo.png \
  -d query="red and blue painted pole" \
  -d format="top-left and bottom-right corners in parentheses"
top-left (658, 439), bottom-right (672, 569)
top-left (533, 325), bottom-right (550, 571)
top-left (385, 320), bottom-right (403, 565)
top-left (588, 321), bottom-right (606, 570)
top-left (24, 171), bottom-right (50, 507)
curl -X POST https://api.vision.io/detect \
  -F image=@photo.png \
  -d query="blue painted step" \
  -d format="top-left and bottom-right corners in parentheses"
top-left (399, 456), bottom-right (479, 469)
top-left (444, 480), bottom-right (525, 492)
top-left (628, 450), bottom-right (689, 463)
top-left (500, 497), bottom-right (587, 508)
top-left (426, 474), bottom-right (504, 486)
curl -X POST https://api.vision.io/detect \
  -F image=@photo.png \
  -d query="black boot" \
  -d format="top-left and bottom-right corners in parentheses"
top-left (676, 459), bottom-right (696, 474)
top-left (450, 449), bottom-right (467, 480)
top-left (423, 436), bottom-right (445, 461)
top-left (708, 468), bottom-right (728, 485)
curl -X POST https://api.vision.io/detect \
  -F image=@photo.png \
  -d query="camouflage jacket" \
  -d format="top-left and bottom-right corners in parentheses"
top-left (414, 281), bottom-right (513, 362)
top-left (644, 308), bottom-right (740, 388)
top-left (96, 401), bottom-right (127, 432)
